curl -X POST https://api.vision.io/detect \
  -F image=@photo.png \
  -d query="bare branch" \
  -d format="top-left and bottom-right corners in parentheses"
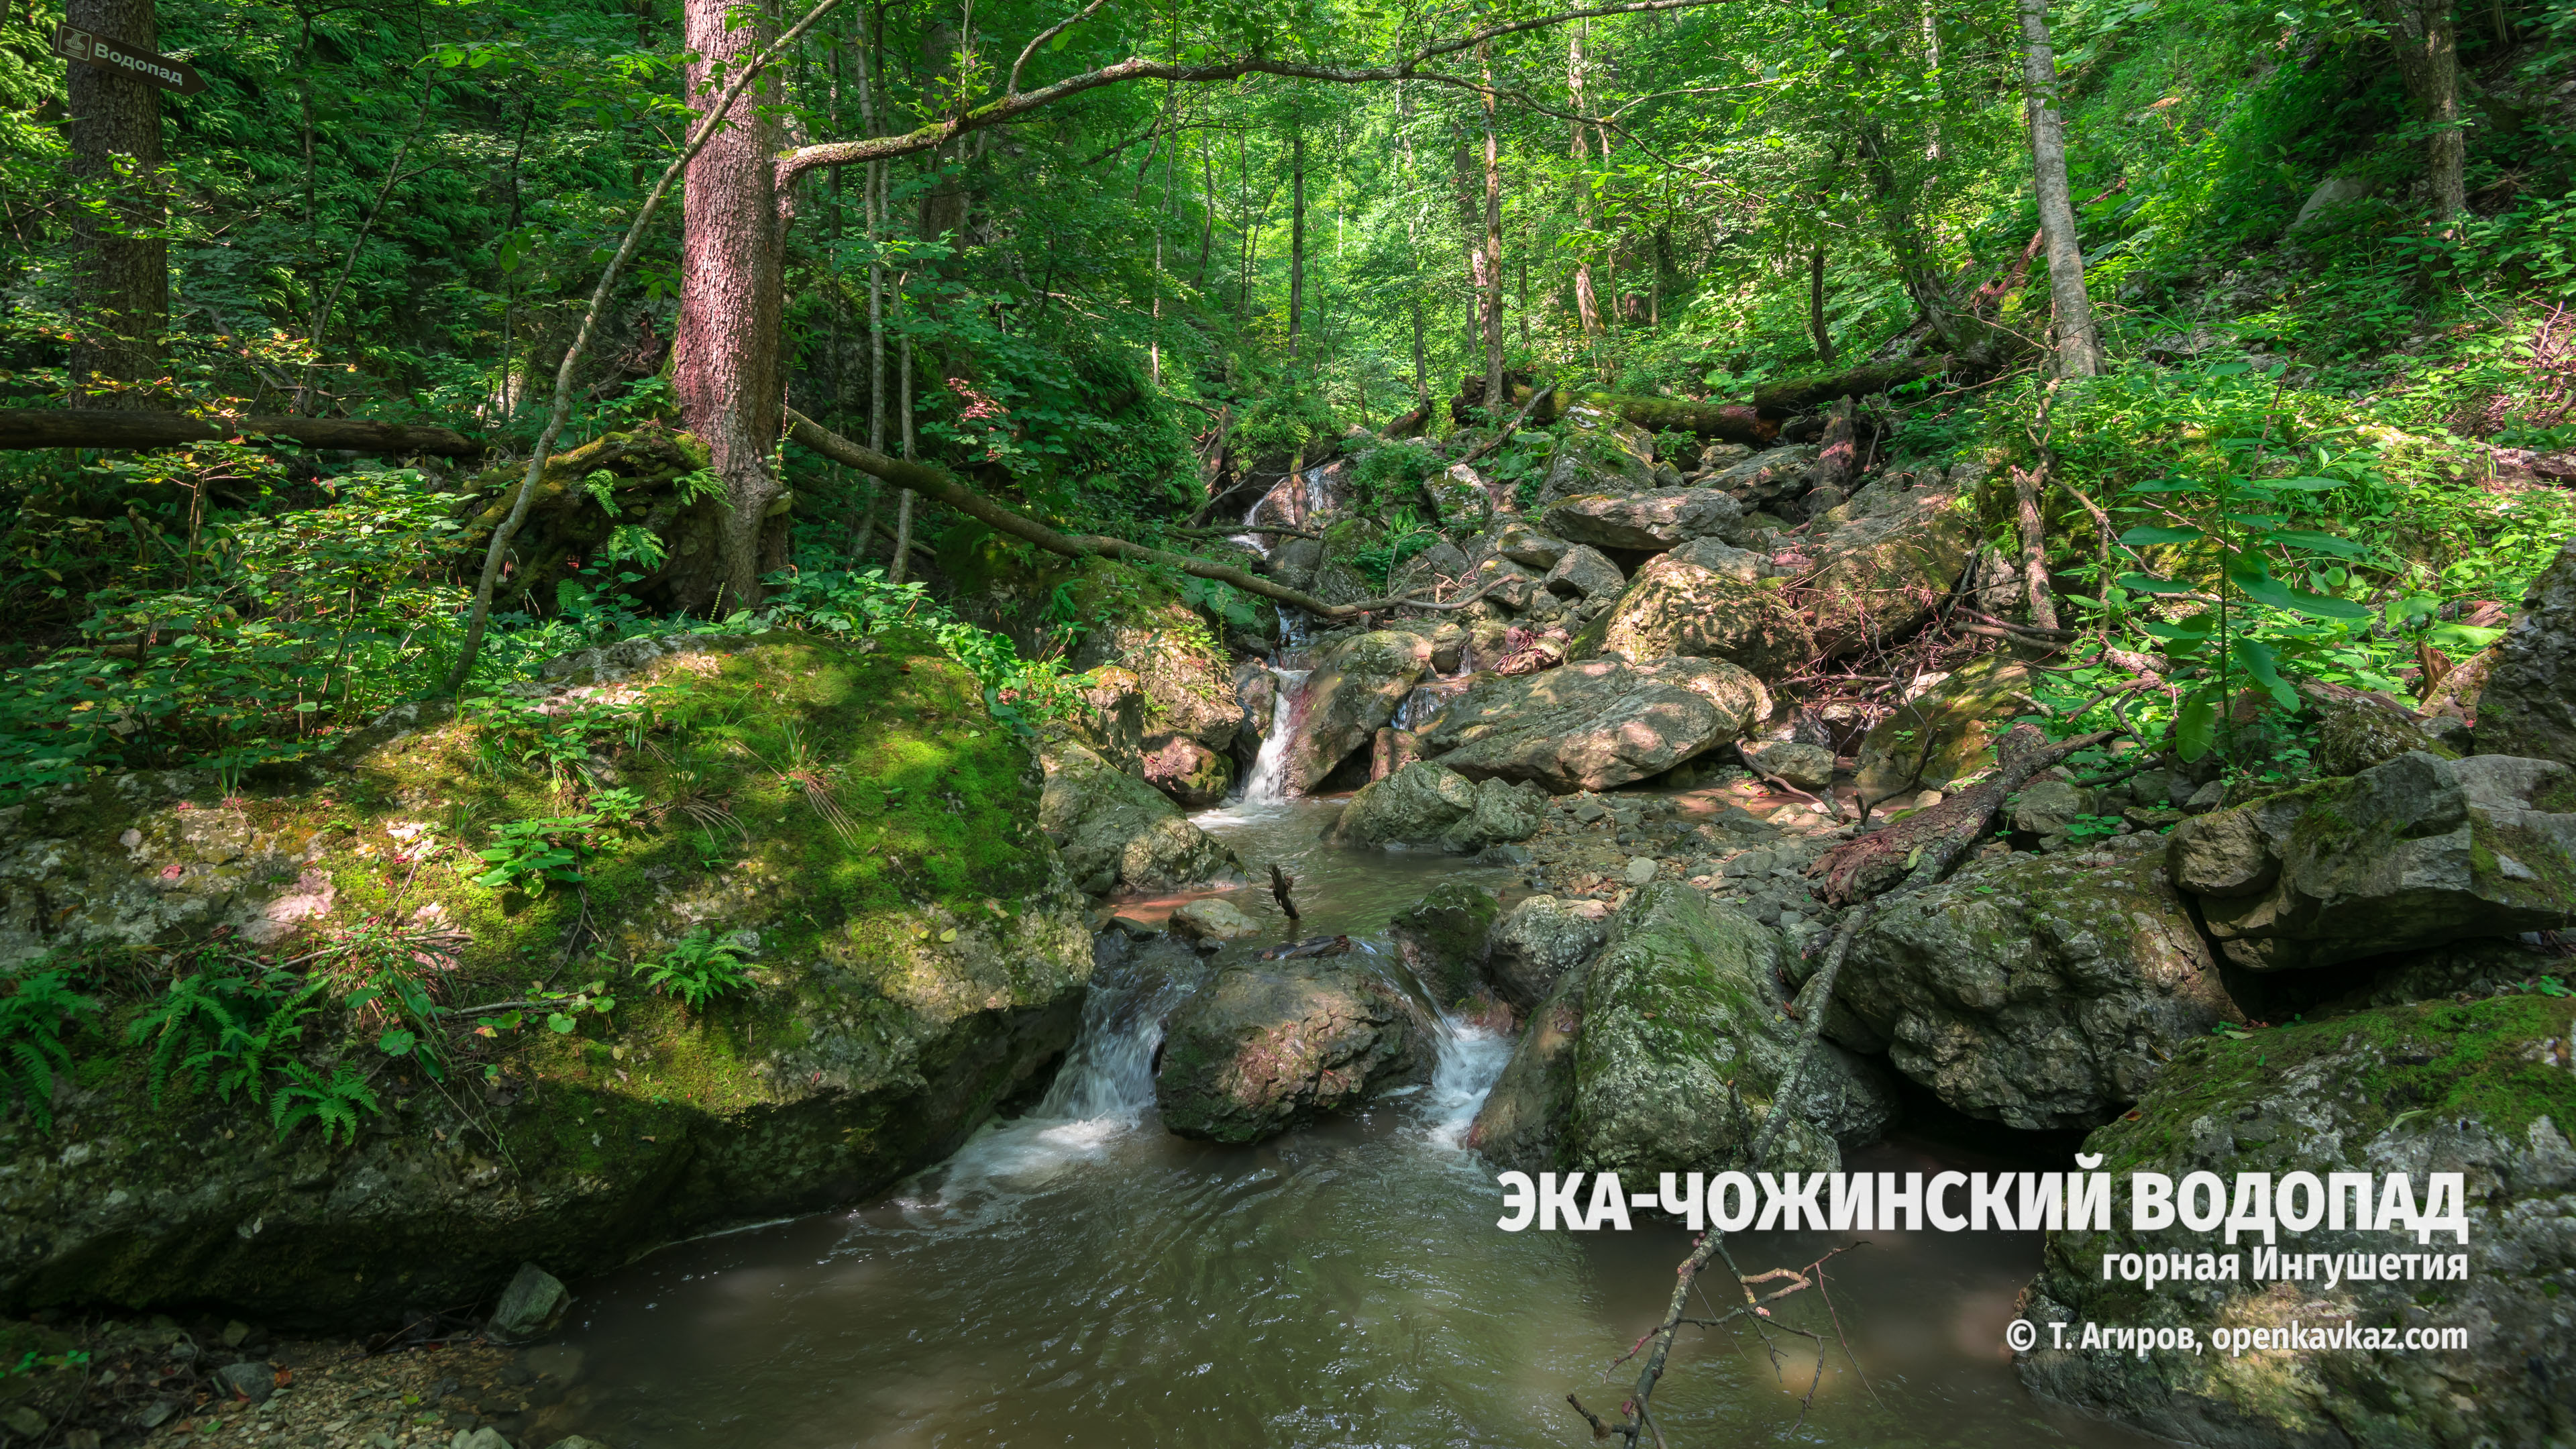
top-left (1009, 0), bottom-right (1109, 95)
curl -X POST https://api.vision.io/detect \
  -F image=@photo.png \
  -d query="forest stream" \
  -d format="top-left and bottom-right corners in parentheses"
top-left (540, 803), bottom-right (2155, 1449)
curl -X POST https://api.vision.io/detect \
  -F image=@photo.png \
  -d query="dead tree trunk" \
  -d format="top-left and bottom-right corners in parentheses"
top-left (64, 0), bottom-right (168, 409)
top-left (672, 0), bottom-right (787, 612)
top-left (2018, 0), bottom-right (2102, 376)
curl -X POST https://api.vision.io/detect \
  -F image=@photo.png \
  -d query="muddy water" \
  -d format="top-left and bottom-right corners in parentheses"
top-left (548, 803), bottom-right (2154, 1448)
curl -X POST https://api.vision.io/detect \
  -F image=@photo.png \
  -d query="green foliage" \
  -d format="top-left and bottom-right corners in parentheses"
top-left (124, 965), bottom-right (330, 1115)
top-left (0, 969), bottom-right (101, 1132)
top-left (270, 1063), bottom-right (381, 1146)
top-left (472, 814), bottom-right (604, 895)
top-left (634, 930), bottom-right (757, 1012)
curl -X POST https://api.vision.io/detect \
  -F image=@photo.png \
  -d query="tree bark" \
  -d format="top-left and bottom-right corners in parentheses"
top-left (0, 409), bottom-right (478, 455)
top-left (64, 0), bottom-right (167, 409)
top-left (674, 0), bottom-right (788, 612)
top-left (1858, 126), bottom-right (1972, 356)
top-left (2018, 0), bottom-right (2102, 377)
top-left (1478, 42), bottom-right (1506, 421)
top-left (890, 324), bottom-right (915, 586)
top-left (2374, 0), bottom-right (2467, 223)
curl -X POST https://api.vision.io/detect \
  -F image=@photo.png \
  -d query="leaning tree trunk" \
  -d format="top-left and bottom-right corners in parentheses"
top-left (672, 0), bottom-right (787, 612)
top-left (64, 0), bottom-right (168, 409)
top-left (2018, 0), bottom-right (2102, 377)
top-left (2375, 0), bottom-right (2467, 224)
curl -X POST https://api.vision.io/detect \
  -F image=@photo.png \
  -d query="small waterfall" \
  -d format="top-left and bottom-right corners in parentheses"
top-left (1420, 1014), bottom-right (1515, 1150)
top-left (1036, 959), bottom-right (1196, 1122)
top-left (1239, 667), bottom-right (1309, 804)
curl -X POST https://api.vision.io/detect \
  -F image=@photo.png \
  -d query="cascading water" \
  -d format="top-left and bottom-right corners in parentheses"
top-left (1236, 667), bottom-right (1308, 804)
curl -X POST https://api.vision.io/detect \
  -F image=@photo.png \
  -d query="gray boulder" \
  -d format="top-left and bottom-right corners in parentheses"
top-left (1469, 883), bottom-right (1896, 1176)
top-left (1416, 657), bottom-right (1769, 794)
top-left (1707, 445), bottom-right (1821, 506)
top-left (1281, 630), bottom-right (1434, 793)
top-left (2019, 992), bottom-right (2576, 1448)
top-left (1542, 543), bottom-right (1629, 601)
top-left (1567, 539), bottom-right (1812, 680)
top-left (1485, 895), bottom-right (1613, 1009)
top-left (215, 1361), bottom-right (275, 1404)
top-left (1542, 490), bottom-right (1743, 551)
top-left (1154, 958), bottom-right (1434, 1143)
top-left (2168, 751), bottom-right (2576, 972)
top-left (1837, 843), bottom-right (2243, 1130)
top-left (1789, 480), bottom-right (1977, 657)
top-left (1324, 761), bottom-right (1547, 853)
top-left (2478, 537), bottom-right (2576, 767)
top-left (1389, 882), bottom-right (1507, 1011)
top-left (1538, 407), bottom-right (1660, 502)
top-left (487, 1262), bottom-right (570, 1343)
top-left (1746, 741), bottom-right (1837, 791)
top-left (1039, 738), bottom-right (1244, 895)
top-left (1494, 523), bottom-right (1572, 572)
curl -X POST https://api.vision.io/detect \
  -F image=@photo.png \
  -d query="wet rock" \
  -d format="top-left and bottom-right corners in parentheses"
top-left (1836, 844), bottom-right (2243, 1130)
top-left (1155, 959), bottom-right (1434, 1143)
top-left (1746, 741), bottom-right (1837, 790)
top-left (2168, 751), bottom-right (2576, 972)
top-left (2477, 536), bottom-right (2576, 767)
top-left (1485, 896), bottom-right (1612, 1008)
top-left (1040, 738), bottom-right (1244, 895)
top-left (1390, 882), bottom-right (1506, 1011)
top-left (215, 1361), bottom-right (274, 1404)
top-left (1171, 896), bottom-right (1263, 944)
top-left (1470, 883), bottom-right (1896, 1177)
top-left (1324, 761), bottom-right (1549, 854)
top-left (1282, 631), bottom-right (1434, 793)
top-left (1542, 491), bottom-right (1742, 552)
top-left (486, 1263), bottom-right (571, 1343)
top-left (1138, 735), bottom-right (1234, 809)
top-left (1792, 480), bottom-right (1977, 657)
top-left (1567, 539), bottom-right (1811, 680)
top-left (2017, 993), bottom-right (2576, 1448)
top-left (1853, 655), bottom-right (2030, 805)
top-left (1416, 657), bottom-right (1769, 794)
top-left (1541, 544), bottom-right (1628, 602)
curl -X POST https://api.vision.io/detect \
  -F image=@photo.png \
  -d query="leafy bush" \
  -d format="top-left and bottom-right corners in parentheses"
top-left (0, 969), bottom-right (101, 1131)
top-left (635, 930), bottom-right (755, 1012)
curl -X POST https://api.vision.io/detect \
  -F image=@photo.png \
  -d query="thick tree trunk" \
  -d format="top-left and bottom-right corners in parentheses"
top-left (673, 0), bottom-right (786, 612)
top-left (2018, 0), bottom-right (2102, 377)
top-left (1287, 121), bottom-right (1306, 348)
top-left (2375, 0), bottom-right (2467, 223)
top-left (1478, 43), bottom-right (1506, 422)
top-left (65, 0), bottom-right (168, 409)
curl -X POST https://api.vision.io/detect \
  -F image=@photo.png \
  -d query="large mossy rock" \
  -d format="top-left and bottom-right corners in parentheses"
top-left (1059, 564), bottom-right (1250, 805)
top-left (1389, 882), bottom-right (1507, 1012)
top-left (1537, 407), bottom-right (1659, 503)
top-left (1485, 895), bottom-right (1612, 1010)
top-left (1415, 657), bottom-right (1769, 794)
top-left (1567, 537), bottom-right (1811, 680)
top-left (1038, 737), bottom-right (1242, 895)
top-left (2477, 537), bottom-right (2576, 767)
top-left (2167, 751), bottom-right (2576, 973)
top-left (2018, 993), bottom-right (2576, 1448)
top-left (1541, 491), bottom-right (1741, 551)
top-left (1468, 883), bottom-right (1895, 1177)
top-left (1836, 840), bottom-right (2243, 1130)
top-left (0, 633), bottom-right (1093, 1328)
top-left (1281, 630), bottom-right (1433, 794)
top-left (1152, 957), bottom-right (1434, 1143)
top-left (1787, 480), bottom-right (1977, 657)
top-left (1323, 761), bottom-right (1546, 853)
top-left (1851, 654), bottom-right (2033, 804)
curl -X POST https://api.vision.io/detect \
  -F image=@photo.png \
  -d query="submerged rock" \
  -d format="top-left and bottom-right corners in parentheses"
top-left (1835, 841), bottom-right (2242, 1130)
top-left (1281, 631), bottom-right (1434, 794)
top-left (1324, 761), bottom-right (1547, 853)
top-left (1470, 883), bottom-right (1896, 1177)
top-left (1154, 957), bottom-right (1434, 1143)
top-left (2018, 993), bottom-right (2576, 1448)
top-left (1040, 737), bottom-right (1244, 895)
top-left (2477, 536), bottom-right (2576, 767)
top-left (1415, 657), bottom-right (1769, 794)
top-left (2167, 751), bottom-right (2576, 972)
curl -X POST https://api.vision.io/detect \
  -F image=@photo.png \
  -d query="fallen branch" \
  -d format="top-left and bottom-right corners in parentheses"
top-left (784, 409), bottom-right (1487, 620)
top-left (1808, 724), bottom-right (2116, 904)
top-left (0, 408), bottom-right (479, 457)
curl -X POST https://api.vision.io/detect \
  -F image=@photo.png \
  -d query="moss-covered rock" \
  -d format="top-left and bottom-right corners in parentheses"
top-left (1783, 479), bottom-right (1977, 657)
top-left (452, 426), bottom-right (718, 612)
top-left (2019, 993), bottom-right (2576, 1448)
top-left (1389, 882), bottom-right (1506, 1012)
top-left (2477, 536), bottom-right (2576, 769)
top-left (1469, 883), bottom-right (1894, 1177)
top-left (1037, 737), bottom-right (1242, 896)
top-left (1853, 654), bottom-right (2032, 804)
top-left (1415, 657), bottom-right (1768, 794)
top-left (1281, 631), bottom-right (1433, 794)
top-left (1540, 491), bottom-right (1741, 551)
top-left (1323, 761), bottom-right (1545, 853)
top-left (0, 632), bottom-right (1093, 1328)
top-left (1568, 537), bottom-right (1811, 680)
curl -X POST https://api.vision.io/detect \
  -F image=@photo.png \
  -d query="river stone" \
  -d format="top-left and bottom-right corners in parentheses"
top-left (1415, 657), bottom-right (1769, 794)
top-left (1154, 958), bottom-right (1434, 1143)
top-left (1835, 844), bottom-right (2243, 1130)
top-left (1138, 735), bottom-right (1234, 808)
top-left (1854, 655), bottom-right (2031, 806)
top-left (2477, 536), bottom-right (2576, 767)
top-left (1746, 741), bottom-right (1837, 791)
top-left (1495, 523), bottom-right (1572, 572)
top-left (1324, 762), bottom-right (1548, 853)
top-left (1542, 545), bottom-right (1628, 601)
top-left (1390, 882), bottom-right (1506, 1011)
top-left (2007, 777), bottom-right (2090, 837)
top-left (1566, 540), bottom-right (1811, 680)
top-left (2306, 684), bottom-right (2457, 779)
top-left (1469, 883), bottom-right (1895, 1177)
top-left (1464, 555), bottom-right (1550, 612)
top-left (1172, 896), bottom-right (1262, 943)
top-left (1538, 407), bottom-right (1660, 502)
top-left (1486, 896), bottom-right (1613, 1009)
top-left (2168, 751), bottom-right (2576, 972)
top-left (1542, 490), bottom-right (1743, 551)
top-left (1281, 630), bottom-right (1434, 793)
top-left (215, 1360), bottom-right (274, 1404)
top-left (1040, 737), bottom-right (1244, 895)
top-left (2017, 993), bottom-right (2576, 1448)
top-left (486, 1263), bottom-right (571, 1343)
top-left (1792, 480), bottom-right (1977, 657)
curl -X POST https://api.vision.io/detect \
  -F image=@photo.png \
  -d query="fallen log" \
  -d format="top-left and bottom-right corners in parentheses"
top-left (0, 408), bottom-right (481, 457)
top-left (783, 408), bottom-right (1489, 621)
top-left (1807, 724), bottom-right (2117, 903)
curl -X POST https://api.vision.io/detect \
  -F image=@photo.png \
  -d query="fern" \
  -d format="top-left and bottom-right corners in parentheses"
top-left (270, 1063), bottom-right (380, 1146)
top-left (0, 971), bottom-right (101, 1132)
top-left (635, 931), bottom-right (755, 1012)
top-left (127, 970), bottom-right (323, 1106)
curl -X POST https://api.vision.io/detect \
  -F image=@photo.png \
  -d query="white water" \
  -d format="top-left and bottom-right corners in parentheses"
top-left (1238, 666), bottom-right (1308, 804)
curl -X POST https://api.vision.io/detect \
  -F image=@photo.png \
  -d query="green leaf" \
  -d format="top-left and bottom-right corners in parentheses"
top-left (2175, 694), bottom-right (2218, 761)
top-left (2232, 637), bottom-right (2299, 708)
top-left (547, 1012), bottom-right (577, 1034)
top-left (2269, 476), bottom-right (2350, 491)
top-left (377, 1028), bottom-right (417, 1057)
top-left (2118, 525), bottom-right (2204, 546)
top-left (2116, 573), bottom-right (2200, 596)
top-left (2268, 529), bottom-right (2367, 557)
top-left (1048, 27), bottom-right (1071, 48)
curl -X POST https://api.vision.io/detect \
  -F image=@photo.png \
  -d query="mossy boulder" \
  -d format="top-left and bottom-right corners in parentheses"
top-left (2168, 751), bottom-right (2576, 973)
top-left (1324, 761), bottom-right (1545, 853)
top-left (1485, 894), bottom-right (1612, 1010)
top-left (1836, 838), bottom-right (2243, 1130)
top-left (1540, 491), bottom-right (1741, 552)
top-left (1853, 654), bottom-right (2032, 804)
top-left (452, 426), bottom-right (719, 612)
top-left (1415, 657), bottom-right (1769, 794)
top-left (2477, 536), bottom-right (2576, 768)
top-left (1281, 631), bottom-right (1434, 794)
top-left (1037, 737), bottom-right (1242, 896)
top-left (1568, 537), bottom-right (1811, 680)
top-left (1060, 563), bottom-right (1249, 804)
top-left (1538, 407), bottom-right (1659, 504)
top-left (1468, 882), bottom-right (1895, 1177)
top-left (2018, 992), bottom-right (2576, 1448)
top-left (1152, 956), bottom-right (1434, 1143)
top-left (1388, 882), bottom-right (1506, 1013)
top-left (0, 632), bottom-right (1093, 1328)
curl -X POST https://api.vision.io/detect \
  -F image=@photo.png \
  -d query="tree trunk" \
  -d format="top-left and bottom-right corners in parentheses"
top-left (673, 0), bottom-right (786, 612)
top-left (1478, 42), bottom-right (1505, 423)
top-left (890, 324), bottom-right (914, 586)
top-left (2375, 0), bottom-right (2467, 223)
top-left (1858, 126), bottom-right (1972, 356)
top-left (1807, 244), bottom-right (1834, 367)
top-left (1410, 292), bottom-right (1428, 405)
top-left (2018, 0), bottom-right (2102, 377)
top-left (64, 0), bottom-right (168, 409)
top-left (1288, 119), bottom-right (1306, 349)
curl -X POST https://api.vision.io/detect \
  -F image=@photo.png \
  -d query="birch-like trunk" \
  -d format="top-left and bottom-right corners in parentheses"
top-left (2018, 0), bottom-right (2102, 377)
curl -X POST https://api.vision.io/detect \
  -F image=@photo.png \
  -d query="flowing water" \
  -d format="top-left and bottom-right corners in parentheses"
top-left (548, 804), bottom-right (2157, 1449)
